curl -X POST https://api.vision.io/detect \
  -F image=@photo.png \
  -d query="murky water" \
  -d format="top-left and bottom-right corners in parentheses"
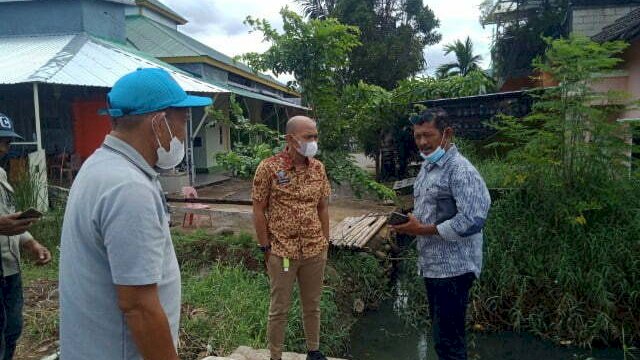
top-left (349, 299), bottom-right (624, 360)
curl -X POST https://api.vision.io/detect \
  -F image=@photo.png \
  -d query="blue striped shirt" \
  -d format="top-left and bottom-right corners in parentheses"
top-left (413, 145), bottom-right (491, 279)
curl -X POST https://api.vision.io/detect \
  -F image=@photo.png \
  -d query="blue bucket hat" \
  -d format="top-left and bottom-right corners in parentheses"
top-left (101, 68), bottom-right (212, 117)
top-left (0, 113), bottom-right (23, 139)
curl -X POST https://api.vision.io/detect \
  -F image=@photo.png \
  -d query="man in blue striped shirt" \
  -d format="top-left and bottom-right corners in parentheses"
top-left (393, 108), bottom-right (491, 360)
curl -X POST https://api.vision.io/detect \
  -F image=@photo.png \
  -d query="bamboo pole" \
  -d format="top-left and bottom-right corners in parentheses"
top-left (344, 215), bottom-right (377, 247)
top-left (331, 215), bottom-right (364, 246)
top-left (355, 217), bottom-right (387, 248)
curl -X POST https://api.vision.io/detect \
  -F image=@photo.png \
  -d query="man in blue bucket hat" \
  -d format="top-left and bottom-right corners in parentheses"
top-left (60, 68), bottom-right (212, 360)
top-left (0, 112), bottom-right (51, 360)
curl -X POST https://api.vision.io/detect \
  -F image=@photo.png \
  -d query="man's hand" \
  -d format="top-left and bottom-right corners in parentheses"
top-left (390, 214), bottom-right (438, 236)
top-left (22, 239), bottom-right (52, 265)
top-left (0, 213), bottom-right (37, 236)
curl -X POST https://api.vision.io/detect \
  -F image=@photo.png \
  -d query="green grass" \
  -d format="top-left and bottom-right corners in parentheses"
top-left (21, 207), bottom-right (64, 283)
top-left (173, 231), bottom-right (366, 359)
top-left (18, 206), bottom-right (65, 346)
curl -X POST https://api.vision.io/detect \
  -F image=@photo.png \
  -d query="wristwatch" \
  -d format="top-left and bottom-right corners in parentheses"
top-left (259, 244), bottom-right (271, 253)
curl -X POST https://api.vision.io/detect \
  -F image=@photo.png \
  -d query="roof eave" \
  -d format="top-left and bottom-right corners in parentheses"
top-left (137, 0), bottom-right (187, 25)
top-left (159, 55), bottom-right (301, 97)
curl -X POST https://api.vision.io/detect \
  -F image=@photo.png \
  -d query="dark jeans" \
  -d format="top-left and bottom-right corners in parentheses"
top-left (425, 272), bottom-right (475, 360)
top-left (0, 274), bottom-right (24, 360)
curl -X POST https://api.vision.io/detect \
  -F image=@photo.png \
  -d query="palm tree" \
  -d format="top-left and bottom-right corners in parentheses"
top-left (436, 36), bottom-right (483, 78)
top-left (295, 0), bottom-right (337, 19)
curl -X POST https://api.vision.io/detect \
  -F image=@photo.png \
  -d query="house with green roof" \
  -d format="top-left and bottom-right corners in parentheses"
top-left (0, 0), bottom-right (305, 195)
top-left (124, 0), bottom-right (306, 172)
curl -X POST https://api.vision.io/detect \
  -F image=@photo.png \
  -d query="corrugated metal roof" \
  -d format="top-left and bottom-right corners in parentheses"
top-left (0, 34), bottom-right (73, 84)
top-left (0, 33), bottom-right (227, 94)
top-left (126, 16), bottom-right (287, 88)
top-left (222, 84), bottom-right (309, 110)
top-left (0, 0), bottom-right (135, 3)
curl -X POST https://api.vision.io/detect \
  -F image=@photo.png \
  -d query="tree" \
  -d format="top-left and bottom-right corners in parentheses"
top-left (242, 8), bottom-right (360, 140)
top-left (297, 0), bottom-right (441, 89)
top-left (341, 72), bottom-right (496, 179)
top-left (480, 0), bottom-right (568, 83)
top-left (491, 35), bottom-right (629, 190)
top-left (476, 35), bottom-right (640, 348)
top-left (436, 37), bottom-right (483, 78)
top-left (297, 0), bottom-right (337, 19)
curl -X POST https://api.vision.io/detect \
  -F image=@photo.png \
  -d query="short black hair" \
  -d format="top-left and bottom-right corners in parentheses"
top-left (410, 107), bottom-right (453, 133)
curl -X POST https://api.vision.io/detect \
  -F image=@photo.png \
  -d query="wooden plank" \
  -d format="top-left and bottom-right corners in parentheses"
top-left (167, 197), bottom-right (253, 206)
top-left (341, 215), bottom-right (372, 245)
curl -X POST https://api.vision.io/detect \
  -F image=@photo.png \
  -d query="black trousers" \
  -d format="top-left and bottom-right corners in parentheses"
top-left (0, 274), bottom-right (24, 360)
top-left (424, 272), bottom-right (475, 360)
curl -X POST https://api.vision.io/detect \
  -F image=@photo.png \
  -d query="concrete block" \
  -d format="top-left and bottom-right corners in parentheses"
top-left (228, 346), bottom-right (346, 360)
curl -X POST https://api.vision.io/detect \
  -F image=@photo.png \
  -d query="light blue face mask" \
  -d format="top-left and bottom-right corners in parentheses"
top-left (420, 134), bottom-right (446, 163)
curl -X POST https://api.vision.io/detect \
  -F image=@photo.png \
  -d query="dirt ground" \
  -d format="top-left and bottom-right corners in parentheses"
top-left (173, 178), bottom-right (395, 231)
top-left (14, 279), bottom-right (59, 360)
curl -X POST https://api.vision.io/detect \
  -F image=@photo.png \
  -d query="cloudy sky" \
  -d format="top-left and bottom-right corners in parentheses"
top-left (162, 0), bottom-right (493, 82)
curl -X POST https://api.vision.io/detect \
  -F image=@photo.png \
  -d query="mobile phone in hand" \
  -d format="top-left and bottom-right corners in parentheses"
top-left (387, 211), bottom-right (409, 226)
top-left (17, 208), bottom-right (43, 220)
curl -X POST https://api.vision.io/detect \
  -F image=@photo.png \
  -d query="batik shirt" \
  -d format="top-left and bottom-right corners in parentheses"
top-left (413, 145), bottom-right (491, 278)
top-left (252, 150), bottom-right (331, 259)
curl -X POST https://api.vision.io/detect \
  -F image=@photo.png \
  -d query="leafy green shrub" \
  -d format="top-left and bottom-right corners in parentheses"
top-left (321, 151), bottom-right (396, 200)
top-left (478, 36), bottom-right (638, 346)
top-left (216, 143), bottom-right (279, 179)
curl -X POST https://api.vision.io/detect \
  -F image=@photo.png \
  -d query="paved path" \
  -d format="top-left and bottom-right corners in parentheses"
top-left (202, 346), bottom-right (347, 360)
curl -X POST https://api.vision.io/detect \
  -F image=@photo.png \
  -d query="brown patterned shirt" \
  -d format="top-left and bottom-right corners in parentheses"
top-left (252, 150), bottom-right (331, 259)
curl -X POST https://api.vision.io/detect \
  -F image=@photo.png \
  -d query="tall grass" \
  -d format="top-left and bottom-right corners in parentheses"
top-left (11, 165), bottom-right (47, 212)
top-left (475, 179), bottom-right (640, 347)
top-left (394, 177), bottom-right (640, 349)
top-left (19, 204), bottom-right (65, 347)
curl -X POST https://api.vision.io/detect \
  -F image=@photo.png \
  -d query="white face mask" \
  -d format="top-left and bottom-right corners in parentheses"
top-left (153, 114), bottom-right (185, 169)
top-left (295, 139), bottom-right (318, 158)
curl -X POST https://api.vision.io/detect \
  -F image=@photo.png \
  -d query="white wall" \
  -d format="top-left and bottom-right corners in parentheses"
top-left (204, 124), bottom-right (230, 168)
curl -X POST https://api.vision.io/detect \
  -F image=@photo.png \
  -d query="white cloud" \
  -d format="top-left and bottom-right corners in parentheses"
top-left (160, 0), bottom-right (494, 81)
top-left (162, 0), bottom-right (299, 82)
top-left (424, 0), bottom-right (493, 75)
